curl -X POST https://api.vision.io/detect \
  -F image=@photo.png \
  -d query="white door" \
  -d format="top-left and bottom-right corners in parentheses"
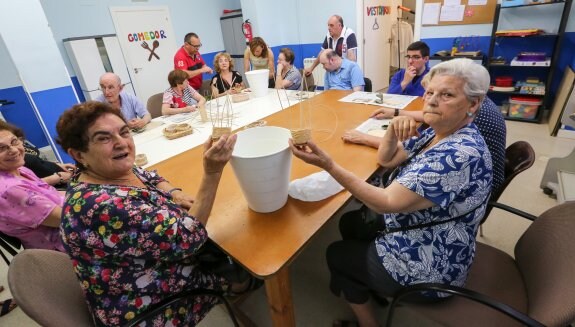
top-left (363, 0), bottom-right (392, 91)
top-left (110, 6), bottom-right (178, 104)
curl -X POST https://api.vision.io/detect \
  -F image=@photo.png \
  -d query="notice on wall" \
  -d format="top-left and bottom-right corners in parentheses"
top-left (468, 0), bottom-right (488, 5)
top-left (440, 5), bottom-right (465, 21)
top-left (444, 0), bottom-right (461, 6)
top-left (422, 3), bottom-right (441, 25)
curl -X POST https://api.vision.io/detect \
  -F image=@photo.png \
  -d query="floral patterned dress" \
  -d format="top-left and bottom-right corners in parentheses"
top-left (376, 124), bottom-right (492, 297)
top-left (61, 167), bottom-right (228, 326)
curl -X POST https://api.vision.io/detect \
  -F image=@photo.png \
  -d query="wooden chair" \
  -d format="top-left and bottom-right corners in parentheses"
top-left (299, 68), bottom-right (315, 91)
top-left (364, 77), bottom-right (373, 92)
top-left (8, 249), bottom-right (239, 327)
top-left (386, 201), bottom-right (575, 327)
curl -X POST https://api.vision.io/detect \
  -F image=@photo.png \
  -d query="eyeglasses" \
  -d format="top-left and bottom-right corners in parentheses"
top-left (90, 129), bottom-right (132, 145)
top-left (187, 42), bottom-right (202, 48)
top-left (0, 137), bottom-right (23, 154)
top-left (405, 55), bottom-right (422, 60)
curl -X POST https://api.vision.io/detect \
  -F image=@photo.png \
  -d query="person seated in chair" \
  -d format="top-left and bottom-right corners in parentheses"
top-left (342, 73), bottom-right (506, 194)
top-left (290, 58), bottom-right (493, 326)
top-left (275, 48), bottom-right (302, 90)
top-left (0, 121), bottom-right (65, 252)
top-left (162, 69), bottom-right (207, 116)
top-left (56, 101), bottom-right (260, 327)
top-left (210, 52), bottom-right (244, 98)
top-left (95, 73), bottom-right (151, 130)
top-left (387, 41), bottom-right (430, 96)
top-left (320, 49), bottom-right (365, 91)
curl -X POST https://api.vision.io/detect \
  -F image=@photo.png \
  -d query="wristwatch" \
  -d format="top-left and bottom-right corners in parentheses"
top-left (394, 108), bottom-right (400, 117)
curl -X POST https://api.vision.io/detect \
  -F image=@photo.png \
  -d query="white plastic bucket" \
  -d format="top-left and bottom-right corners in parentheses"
top-left (245, 69), bottom-right (269, 98)
top-left (231, 126), bottom-right (292, 213)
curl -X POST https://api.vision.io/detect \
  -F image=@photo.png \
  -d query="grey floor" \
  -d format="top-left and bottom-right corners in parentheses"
top-left (1, 120), bottom-right (573, 326)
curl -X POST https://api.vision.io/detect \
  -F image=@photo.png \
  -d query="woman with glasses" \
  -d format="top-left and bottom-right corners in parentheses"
top-left (388, 41), bottom-right (431, 96)
top-left (56, 101), bottom-right (259, 326)
top-left (274, 48), bottom-right (302, 91)
top-left (161, 69), bottom-right (207, 116)
top-left (0, 121), bottom-right (66, 252)
top-left (290, 58), bottom-right (493, 326)
top-left (210, 52), bottom-right (244, 98)
top-left (243, 36), bottom-right (275, 88)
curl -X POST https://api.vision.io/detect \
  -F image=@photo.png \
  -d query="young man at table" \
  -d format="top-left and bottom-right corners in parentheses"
top-left (95, 73), bottom-right (151, 130)
top-left (387, 41), bottom-right (430, 96)
top-left (320, 49), bottom-right (365, 92)
top-left (304, 15), bottom-right (358, 77)
top-left (174, 32), bottom-right (213, 90)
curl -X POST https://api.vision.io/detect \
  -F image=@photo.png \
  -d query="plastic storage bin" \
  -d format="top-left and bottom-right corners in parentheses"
top-left (508, 96), bottom-right (542, 119)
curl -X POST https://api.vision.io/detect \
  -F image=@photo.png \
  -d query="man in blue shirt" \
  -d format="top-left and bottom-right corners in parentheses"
top-left (320, 49), bottom-right (365, 91)
top-left (96, 73), bottom-right (151, 129)
top-left (388, 41), bottom-right (430, 96)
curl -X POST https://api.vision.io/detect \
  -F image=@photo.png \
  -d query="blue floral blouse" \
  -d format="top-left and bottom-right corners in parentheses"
top-left (61, 167), bottom-right (228, 326)
top-left (376, 125), bottom-right (492, 297)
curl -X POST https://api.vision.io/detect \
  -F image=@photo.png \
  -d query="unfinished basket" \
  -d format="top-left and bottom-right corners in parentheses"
top-left (135, 154), bottom-right (148, 166)
top-left (231, 93), bottom-right (249, 103)
top-left (291, 128), bottom-right (311, 145)
top-left (212, 126), bottom-right (232, 140)
top-left (163, 123), bottom-right (193, 140)
top-left (244, 120), bottom-right (267, 129)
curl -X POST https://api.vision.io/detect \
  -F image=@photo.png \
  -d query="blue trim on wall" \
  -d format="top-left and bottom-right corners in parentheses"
top-left (0, 86), bottom-right (49, 148)
top-left (70, 76), bottom-right (86, 103)
top-left (30, 86), bottom-right (78, 162)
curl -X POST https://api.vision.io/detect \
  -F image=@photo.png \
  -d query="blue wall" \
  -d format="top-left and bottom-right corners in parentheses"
top-left (0, 86), bottom-right (49, 147)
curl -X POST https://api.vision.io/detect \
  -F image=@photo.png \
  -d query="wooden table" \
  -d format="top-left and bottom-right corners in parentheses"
top-left (150, 90), bottom-right (424, 326)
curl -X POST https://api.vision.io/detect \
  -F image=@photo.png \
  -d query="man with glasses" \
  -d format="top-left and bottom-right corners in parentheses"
top-left (174, 32), bottom-right (213, 90)
top-left (388, 41), bottom-right (430, 96)
top-left (95, 73), bottom-right (151, 130)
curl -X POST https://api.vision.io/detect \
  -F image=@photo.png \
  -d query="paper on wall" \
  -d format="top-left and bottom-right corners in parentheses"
top-left (422, 3), bottom-right (441, 25)
top-left (468, 0), bottom-right (488, 5)
top-left (443, 0), bottom-right (461, 6)
top-left (440, 5), bottom-right (465, 22)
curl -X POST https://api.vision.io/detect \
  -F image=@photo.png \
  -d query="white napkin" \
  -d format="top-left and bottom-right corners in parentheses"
top-left (288, 170), bottom-right (344, 202)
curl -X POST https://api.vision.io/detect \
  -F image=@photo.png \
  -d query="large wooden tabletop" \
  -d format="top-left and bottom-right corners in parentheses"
top-left (150, 90), bottom-right (423, 325)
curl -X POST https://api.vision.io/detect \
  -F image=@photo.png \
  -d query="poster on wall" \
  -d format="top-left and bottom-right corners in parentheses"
top-left (110, 6), bottom-right (179, 104)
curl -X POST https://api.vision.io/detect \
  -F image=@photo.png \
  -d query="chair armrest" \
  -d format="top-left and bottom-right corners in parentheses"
top-left (123, 289), bottom-right (239, 327)
top-left (385, 282), bottom-right (544, 327)
top-left (489, 202), bottom-right (537, 221)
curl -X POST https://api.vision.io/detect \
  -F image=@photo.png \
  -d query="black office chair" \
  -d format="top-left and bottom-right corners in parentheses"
top-left (364, 77), bottom-right (373, 92)
top-left (0, 232), bottom-right (22, 265)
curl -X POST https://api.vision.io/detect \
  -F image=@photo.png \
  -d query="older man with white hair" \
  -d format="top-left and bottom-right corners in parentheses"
top-left (95, 72), bottom-right (151, 129)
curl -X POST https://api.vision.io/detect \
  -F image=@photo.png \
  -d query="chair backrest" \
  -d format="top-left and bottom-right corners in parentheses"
top-left (494, 141), bottom-right (536, 201)
top-left (146, 93), bottom-right (164, 119)
top-left (198, 79), bottom-right (212, 97)
top-left (514, 201), bottom-right (575, 326)
top-left (8, 249), bottom-right (95, 327)
top-left (481, 141), bottom-right (535, 223)
top-left (0, 231), bottom-right (22, 265)
top-left (299, 68), bottom-right (315, 91)
top-left (364, 77), bottom-right (373, 92)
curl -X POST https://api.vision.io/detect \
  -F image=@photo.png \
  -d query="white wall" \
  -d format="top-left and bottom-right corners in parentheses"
top-left (40, 0), bottom-right (241, 74)
top-left (0, 36), bottom-right (21, 89)
top-left (240, 0), bottom-right (358, 46)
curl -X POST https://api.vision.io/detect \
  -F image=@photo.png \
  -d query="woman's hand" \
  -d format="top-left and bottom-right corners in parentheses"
top-left (289, 139), bottom-right (334, 172)
top-left (170, 190), bottom-right (195, 210)
top-left (370, 107), bottom-right (394, 119)
top-left (57, 163), bottom-right (76, 172)
top-left (341, 130), bottom-right (368, 145)
top-left (388, 116), bottom-right (419, 142)
top-left (186, 105), bottom-right (197, 113)
top-left (203, 134), bottom-right (237, 174)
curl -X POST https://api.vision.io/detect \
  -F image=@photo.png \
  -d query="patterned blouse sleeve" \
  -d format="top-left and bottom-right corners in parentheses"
top-left (62, 185), bottom-right (208, 261)
top-left (134, 167), bottom-right (166, 186)
top-left (0, 184), bottom-right (59, 228)
top-left (162, 89), bottom-right (174, 105)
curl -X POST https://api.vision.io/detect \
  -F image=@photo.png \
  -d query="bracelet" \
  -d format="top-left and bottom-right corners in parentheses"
top-left (394, 108), bottom-right (400, 117)
top-left (55, 172), bottom-right (64, 184)
top-left (168, 187), bottom-right (182, 194)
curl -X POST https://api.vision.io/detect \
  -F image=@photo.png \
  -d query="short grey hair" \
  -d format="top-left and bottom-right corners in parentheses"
top-left (428, 58), bottom-right (490, 102)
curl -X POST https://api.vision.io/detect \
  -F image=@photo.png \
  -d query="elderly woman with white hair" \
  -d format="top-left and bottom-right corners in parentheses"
top-left (290, 58), bottom-right (493, 326)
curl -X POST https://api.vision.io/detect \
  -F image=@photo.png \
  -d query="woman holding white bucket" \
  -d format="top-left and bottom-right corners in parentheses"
top-left (243, 37), bottom-right (275, 88)
top-left (290, 58), bottom-right (493, 326)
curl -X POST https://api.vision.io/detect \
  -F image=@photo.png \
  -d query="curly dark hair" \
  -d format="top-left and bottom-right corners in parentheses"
top-left (56, 101), bottom-right (126, 167)
top-left (0, 120), bottom-right (25, 139)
